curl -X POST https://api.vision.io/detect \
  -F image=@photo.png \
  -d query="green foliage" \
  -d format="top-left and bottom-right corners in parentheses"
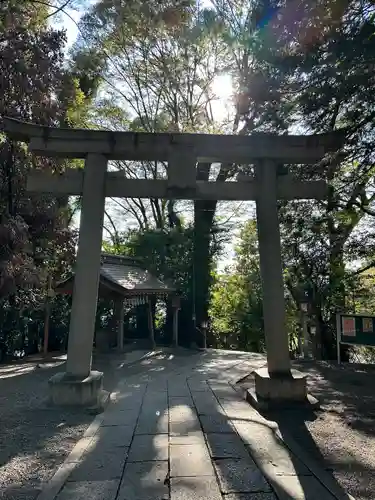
top-left (0, 0), bottom-right (82, 358)
top-left (2, 0), bottom-right (375, 361)
top-left (210, 220), bottom-right (301, 353)
top-left (104, 226), bottom-right (194, 294)
top-left (210, 221), bottom-right (264, 351)
top-left (79, 0), bottom-right (375, 358)
top-left (210, 272), bottom-right (265, 351)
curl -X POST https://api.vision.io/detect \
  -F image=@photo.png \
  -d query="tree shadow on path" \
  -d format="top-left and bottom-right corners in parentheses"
top-left (262, 404), bottom-right (375, 500)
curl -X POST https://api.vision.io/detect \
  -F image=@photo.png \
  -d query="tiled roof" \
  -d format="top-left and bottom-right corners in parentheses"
top-left (100, 254), bottom-right (173, 293)
top-left (54, 253), bottom-right (174, 295)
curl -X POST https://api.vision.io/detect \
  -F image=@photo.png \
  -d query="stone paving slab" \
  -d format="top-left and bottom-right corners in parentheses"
top-left (268, 474), bottom-right (336, 500)
top-left (92, 425), bottom-right (134, 448)
top-left (169, 431), bottom-right (206, 445)
top-left (191, 391), bottom-right (217, 402)
top-left (143, 387), bottom-right (168, 398)
top-left (113, 382), bottom-right (147, 394)
top-left (145, 380), bottom-right (168, 393)
top-left (101, 409), bottom-right (139, 427)
top-left (135, 409), bottom-right (169, 434)
top-left (169, 417), bottom-right (202, 436)
top-left (169, 403), bottom-right (201, 436)
top-left (107, 397), bottom-right (143, 412)
top-left (213, 458), bottom-right (272, 494)
top-left (67, 447), bottom-right (127, 481)
top-left (205, 432), bottom-right (250, 459)
top-left (56, 480), bottom-right (118, 500)
top-left (223, 494), bottom-right (278, 500)
top-left (117, 460), bottom-right (169, 500)
top-left (232, 421), bottom-right (310, 476)
top-left (32, 350), bottom-right (354, 500)
top-left (139, 396), bottom-right (168, 409)
top-left (170, 443), bottom-right (215, 477)
top-left (209, 385), bottom-right (239, 399)
top-left (195, 402), bottom-right (223, 415)
top-left (139, 398), bottom-right (168, 412)
top-left (170, 476), bottom-right (222, 500)
top-left (128, 434), bottom-right (169, 462)
top-left (187, 379), bottom-right (211, 392)
top-left (169, 396), bottom-right (194, 407)
top-left (208, 381), bottom-right (234, 389)
top-left (114, 381), bottom-right (147, 395)
top-left (170, 403), bottom-right (198, 421)
top-left (199, 414), bottom-right (236, 434)
top-left (191, 394), bottom-right (222, 415)
top-left (168, 384), bottom-right (192, 397)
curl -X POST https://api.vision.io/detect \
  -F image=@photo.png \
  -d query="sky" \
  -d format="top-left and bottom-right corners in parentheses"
top-left (52, 1), bottom-right (250, 268)
top-left (53, 1), bottom-right (368, 275)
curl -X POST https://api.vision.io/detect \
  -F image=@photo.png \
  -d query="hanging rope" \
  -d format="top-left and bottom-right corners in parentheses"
top-left (124, 295), bottom-right (149, 307)
top-left (123, 292), bottom-right (169, 308)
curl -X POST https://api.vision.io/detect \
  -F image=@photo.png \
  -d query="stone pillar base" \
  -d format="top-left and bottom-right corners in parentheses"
top-left (246, 367), bottom-right (319, 411)
top-left (48, 371), bottom-right (109, 412)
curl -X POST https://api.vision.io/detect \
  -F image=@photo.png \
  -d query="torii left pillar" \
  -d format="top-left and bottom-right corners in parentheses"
top-left (49, 154), bottom-right (109, 408)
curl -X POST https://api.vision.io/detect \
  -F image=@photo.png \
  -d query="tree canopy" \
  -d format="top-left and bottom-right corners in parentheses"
top-left (1, 0), bottom-right (375, 360)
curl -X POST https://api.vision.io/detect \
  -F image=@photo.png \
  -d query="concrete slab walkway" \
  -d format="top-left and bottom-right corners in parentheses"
top-left (36, 350), bottom-right (353, 500)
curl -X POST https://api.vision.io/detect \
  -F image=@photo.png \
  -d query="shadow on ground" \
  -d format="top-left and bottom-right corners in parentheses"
top-left (0, 358), bottom-right (93, 500)
top-left (52, 349), bottom-right (292, 500)
top-left (49, 349), bottom-right (357, 500)
top-left (2, 350), bottom-right (375, 500)
top-left (0, 349), bottom-right (174, 500)
top-left (287, 360), bottom-right (375, 499)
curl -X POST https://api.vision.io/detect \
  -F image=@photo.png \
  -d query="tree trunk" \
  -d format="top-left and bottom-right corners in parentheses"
top-left (193, 163), bottom-right (216, 347)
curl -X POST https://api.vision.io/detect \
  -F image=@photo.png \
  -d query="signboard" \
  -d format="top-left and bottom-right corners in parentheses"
top-left (342, 316), bottom-right (356, 337)
top-left (362, 317), bottom-right (373, 333)
top-left (336, 313), bottom-right (375, 363)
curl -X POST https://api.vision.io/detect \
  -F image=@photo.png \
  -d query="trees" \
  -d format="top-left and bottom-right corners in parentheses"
top-left (206, 0), bottom-right (375, 359)
top-left (102, 221), bottom-right (223, 346)
top-left (2, 0), bottom-right (374, 359)
top-left (65, 0), bottom-right (375, 357)
top-left (274, 0), bottom-right (375, 358)
top-left (0, 0), bottom-right (82, 357)
top-left (71, 0), bottom-right (238, 345)
top-left (210, 219), bottom-right (300, 352)
top-left (210, 221), bottom-right (264, 351)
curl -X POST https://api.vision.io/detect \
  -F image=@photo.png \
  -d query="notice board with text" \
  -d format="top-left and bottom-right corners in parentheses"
top-left (336, 313), bottom-right (375, 362)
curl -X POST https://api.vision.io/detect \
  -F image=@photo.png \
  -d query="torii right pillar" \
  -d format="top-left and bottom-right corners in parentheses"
top-left (252, 159), bottom-right (318, 410)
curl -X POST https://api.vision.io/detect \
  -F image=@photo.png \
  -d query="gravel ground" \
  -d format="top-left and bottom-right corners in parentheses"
top-left (287, 360), bottom-right (375, 500)
top-left (0, 358), bottom-right (93, 500)
top-left (236, 357), bottom-right (375, 500)
top-left (0, 350), bottom-right (147, 500)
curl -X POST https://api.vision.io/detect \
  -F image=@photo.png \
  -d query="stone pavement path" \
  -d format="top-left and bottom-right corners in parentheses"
top-left (38, 350), bottom-right (351, 500)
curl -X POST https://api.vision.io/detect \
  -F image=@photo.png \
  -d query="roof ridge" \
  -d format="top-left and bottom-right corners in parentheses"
top-left (101, 253), bottom-right (143, 267)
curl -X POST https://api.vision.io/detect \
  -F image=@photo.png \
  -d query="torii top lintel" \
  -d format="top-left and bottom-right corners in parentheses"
top-left (3, 118), bottom-right (345, 164)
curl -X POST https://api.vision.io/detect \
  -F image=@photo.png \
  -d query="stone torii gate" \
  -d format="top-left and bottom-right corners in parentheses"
top-left (4, 118), bottom-right (343, 409)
